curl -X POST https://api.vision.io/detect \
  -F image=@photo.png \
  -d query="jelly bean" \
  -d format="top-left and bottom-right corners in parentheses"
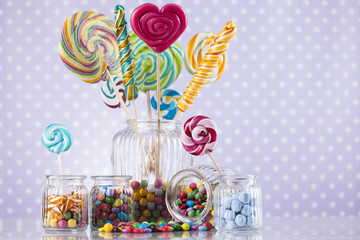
top-left (181, 198), bottom-right (188, 202)
top-left (113, 218), bottom-right (120, 226)
top-left (111, 207), bottom-right (120, 213)
top-left (63, 211), bottom-right (72, 220)
top-left (162, 227), bottom-right (172, 232)
top-left (198, 186), bottom-right (206, 193)
top-left (196, 205), bottom-right (204, 210)
top-left (191, 225), bottom-right (198, 230)
top-left (108, 213), bottom-right (117, 220)
top-left (131, 181), bottom-right (140, 189)
top-left (57, 219), bottom-right (67, 228)
top-left (198, 226), bottom-right (207, 231)
top-left (134, 228), bottom-right (145, 233)
top-left (193, 200), bottom-right (199, 205)
top-left (193, 189), bottom-right (199, 194)
top-left (99, 227), bottom-right (105, 232)
top-left (195, 209), bottom-right (201, 216)
top-left (187, 222), bottom-right (194, 227)
top-left (187, 207), bottom-right (193, 212)
top-left (95, 200), bottom-right (102, 205)
top-left (140, 180), bottom-right (148, 188)
top-left (173, 224), bottom-right (182, 231)
top-left (97, 192), bottom-right (105, 201)
top-left (181, 223), bottom-right (190, 231)
top-left (176, 199), bottom-right (182, 205)
top-left (145, 227), bottom-right (152, 233)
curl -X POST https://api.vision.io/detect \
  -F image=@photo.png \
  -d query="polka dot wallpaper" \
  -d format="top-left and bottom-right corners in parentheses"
top-left (0, 0), bottom-right (359, 218)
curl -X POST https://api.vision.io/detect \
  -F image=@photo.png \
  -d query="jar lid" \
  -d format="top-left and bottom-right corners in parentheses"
top-left (44, 175), bottom-right (87, 180)
top-left (91, 175), bottom-right (132, 180)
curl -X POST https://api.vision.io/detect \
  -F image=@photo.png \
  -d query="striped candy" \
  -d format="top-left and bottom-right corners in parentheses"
top-left (42, 123), bottom-right (72, 154)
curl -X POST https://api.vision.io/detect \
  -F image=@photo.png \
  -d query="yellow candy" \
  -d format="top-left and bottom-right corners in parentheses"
top-left (135, 188), bottom-right (140, 193)
top-left (162, 182), bottom-right (168, 191)
top-left (211, 210), bottom-right (214, 216)
top-left (185, 188), bottom-right (192, 194)
top-left (142, 209), bottom-right (151, 218)
top-left (128, 197), bottom-right (133, 204)
top-left (99, 227), bottom-right (105, 232)
top-left (112, 199), bottom-right (123, 207)
top-left (139, 198), bottom-right (148, 207)
top-left (139, 216), bottom-right (147, 222)
top-left (67, 218), bottom-right (77, 228)
top-left (196, 181), bottom-right (204, 189)
top-left (134, 192), bottom-right (141, 201)
top-left (168, 221), bottom-right (176, 225)
top-left (182, 223), bottom-right (190, 231)
top-left (98, 232), bottom-right (105, 238)
top-left (139, 188), bottom-right (148, 197)
top-left (146, 193), bottom-right (155, 202)
top-left (50, 219), bottom-right (58, 228)
top-left (104, 223), bottom-right (113, 232)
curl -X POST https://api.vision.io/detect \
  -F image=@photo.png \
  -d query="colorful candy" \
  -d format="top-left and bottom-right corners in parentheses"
top-left (181, 115), bottom-right (218, 156)
top-left (150, 89), bottom-right (181, 120)
top-left (42, 123), bottom-right (72, 154)
top-left (59, 11), bottom-right (121, 83)
top-left (129, 32), bottom-right (183, 92)
top-left (177, 21), bottom-right (237, 113)
top-left (130, 3), bottom-right (187, 53)
top-left (176, 181), bottom-right (208, 218)
top-left (114, 5), bottom-right (137, 100)
top-left (185, 32), bottom-right (227, 84)
top-left (101, 74), bottom-right (129, 108)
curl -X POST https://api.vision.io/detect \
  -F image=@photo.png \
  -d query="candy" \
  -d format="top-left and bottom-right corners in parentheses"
top-left (114, 5), bottom-right (137, 100)
top-left (185, 32), bottom-right (226, 84)
top-left (130, 3), bottom-right (187, 53)
top-left (49, 219), bottom-right (58, 228)
top-left (231, 199), bottom-right (243, 212)
top-left (101, 74), bottom-right (129, 108)
top-left (104, 223), bottom-right (114, 232)
top-left (198, 226), bottom-right (207, 231)
top-left (181, 223), bottom-right (190, 231)
top-left (57, 219), bottom-right (67, 228)
top-left (67, 219), bottom-right (77, 228)
top-left (59, 11), bottom-right (121, 83)
top-left (177, 22), bottom-right (237, 113)
top-left (129, 31), bottom-right (183, 92)
top-left (181, 115), bottom-right (218, 156)
top-left (42, 123), bottom-right (72, 154)
top-left (235, 214), bottom-right (246, 227)
top-left (151, 89), bottom-right (181, 120)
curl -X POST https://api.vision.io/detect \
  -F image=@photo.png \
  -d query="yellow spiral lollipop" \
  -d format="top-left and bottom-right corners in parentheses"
top-left (177, 21), bottom-right (237, 113)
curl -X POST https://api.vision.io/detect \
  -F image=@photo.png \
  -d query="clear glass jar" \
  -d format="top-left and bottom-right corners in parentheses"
top-left (90, 176), bottom-right (134, 230)
top-left (111, 120), bottom-right (193, 222)
top-left (41, 175), bottom-right (88, 231)
top-left (214, 175), bottom-right (262, 231)
top-left (166, 165), bottom-right (234, 224)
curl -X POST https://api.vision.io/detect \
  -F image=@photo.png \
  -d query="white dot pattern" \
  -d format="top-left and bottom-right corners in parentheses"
top-left (0, 0), bottom-right (360, 218)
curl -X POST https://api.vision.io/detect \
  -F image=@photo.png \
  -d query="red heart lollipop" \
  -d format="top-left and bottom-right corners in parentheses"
top-left (130, 3), bottom-right (187, 53)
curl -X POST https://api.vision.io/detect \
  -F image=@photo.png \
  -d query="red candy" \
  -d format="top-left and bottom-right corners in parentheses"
top-left (189, 183), bottom-right (197, 189)
top-left (201, 222), bottom-right (212, 230)
top-left (109, 213), bottom-right (117, 220)
top-left (161, 227), bottom-right (171, 232)
top-left (133, 228), bottom-right (145, 233)
top-left (179, 204), bottom-right (187, 209)
top-left (179, 191), bottom-right (187, 199)
top-left (196, 205), bottom-right (204, 210)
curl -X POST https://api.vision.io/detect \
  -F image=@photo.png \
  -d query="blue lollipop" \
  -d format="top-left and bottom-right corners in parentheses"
top-left (151, 89), bottom-right (180, 120)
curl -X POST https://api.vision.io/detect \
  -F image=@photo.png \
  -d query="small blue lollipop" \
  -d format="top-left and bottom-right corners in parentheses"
top-left (151, 89), bottom-right (180, 120)
top-left (42, 123), bottom-right (72, 154)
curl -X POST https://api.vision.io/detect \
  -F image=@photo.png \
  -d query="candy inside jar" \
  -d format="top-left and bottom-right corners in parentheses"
top-left (90, 176), bottom-right (134, 230)
top-left (41, 175), bottom-right (88, 231)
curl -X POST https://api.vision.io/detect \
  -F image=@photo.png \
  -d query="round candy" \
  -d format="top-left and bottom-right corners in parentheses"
top-left (181, 223), bottom-right (190, 231)
top-left (97, 192), bottom-right (105, 201)
top-left (154, 179), bottom-right (162, 188)
top-left (198, 226), bottom-right (207, 231)
top-left (129, 31), bottom-right (183, 92)
top-left (181, 115), bottom-right (218, 156)
top-left (140, 179), bottom-right (148, 188)
top-left (49, 219), bottom-right (58, 228)
top-left (63, 211), bottom-right (71, 220)
top-left (131, 181), bottom-right (140, 189)
top-left (185, 32), bottom-right (227, 84)
top-left (151, 89), bottom-right (181, 120)
top-left (67, 219), bottom-right (77, 228)
top-left (59, 11), bottom-right (121, 83)
top-left (104, 223), bottom-right (114, 232)
top-left (57, 219), bottom-right (67, 228)
top-left (42, 123), bottom-right (72, 154)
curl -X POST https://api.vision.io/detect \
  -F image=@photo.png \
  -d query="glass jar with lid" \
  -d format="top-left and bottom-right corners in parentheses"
top-left (214, 175), bottom-right (262, 231)
top-left (90, 175), bottom-right (134, 230)
top-left (41, 175), bottom-right (88, 231)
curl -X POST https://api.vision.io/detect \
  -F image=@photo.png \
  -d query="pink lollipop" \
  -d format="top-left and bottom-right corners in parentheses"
top-left (181, 115), bottom-right (218, 156)
top-left (130, 3), bottom-right (187, 53)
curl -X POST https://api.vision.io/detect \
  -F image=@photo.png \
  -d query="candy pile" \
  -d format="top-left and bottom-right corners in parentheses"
top-left (131, 180), bottom-right (171, 222)
top-left (44, 191), bottom-right (86, 229)
top-left (219, 191), bottom-right (260, 229)
top-left (99, 220), bottom-right (213, 233)
top-left (91, 186), bottom-right (133, 228)
top-left (176, 181), bottom-right (207, 218)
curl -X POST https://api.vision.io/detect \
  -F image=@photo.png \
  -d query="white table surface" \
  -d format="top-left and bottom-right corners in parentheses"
top-left (0, 216), bottom-right (359, 239)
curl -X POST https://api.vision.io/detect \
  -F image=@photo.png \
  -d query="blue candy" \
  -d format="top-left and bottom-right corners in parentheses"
top-left (198, 226), bottom-right (207, 231)
top-left (106, 188), bottom-right (114, 197)
top-left (238, 192), bottom-right (251, 204)
top-left (95, 200), bottom-right (102, 206)
top-left (118, 211), bottom-right (128, 221)
top-left (111, 207), bottom-right (120, 213)
top-left (231, 199), bottom-right (243, 212)
top-left (150, 89), bottom-right (181, 120)
top-left (104, 220), bottom-right (113, 225)
top-left (241, 204), bottom-right (252, 216)
top-left (187, 222), bottom-right (194, 227)
top-left (235, 214), bottom-right (246, 227)
top-left (224, 210), bottom-right (236, 221)
top-left (42, 123), bottom-right (72, 154)
top-left (186, 200), bottom-right (195, 207)
top-left (222, 197), bottom-right (232, 209)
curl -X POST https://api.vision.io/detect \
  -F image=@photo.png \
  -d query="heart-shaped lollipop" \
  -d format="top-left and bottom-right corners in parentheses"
top-left (130, 3), bottom-right (187, 53)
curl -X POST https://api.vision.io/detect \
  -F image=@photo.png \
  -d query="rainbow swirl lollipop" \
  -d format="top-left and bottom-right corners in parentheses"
top-left (59, 11), bottom-right (121, 83)
top-left (129, 31), bottom-right (183, 92)
top-left (42, 123), bottom-right (72, 154)
top-left (150, 89), bottom-right (180, 120)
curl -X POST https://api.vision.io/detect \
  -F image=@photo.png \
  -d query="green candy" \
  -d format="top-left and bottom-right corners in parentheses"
top-left (140, 179), bottom-right (148, 188)
top-left (132, 222), bottom-right (140, 228)
top-left (63, 211), bottom-right (72, 220)
top-left (193, 189), bottom-right (199, 194)
top-left (195, 209), bottom-right (201, 216)
top-left (157, 220), bottom-right (166, 226)
top-left (96, 219), bottom-right (104, 227)
top-left (176, 200), bottom-right (182, 205)
top-left (195, 192), bottom-right (203, 200)
top-left (173, 224), bottom-right (182, 231)
top-left (73, 213), bottom-right (81, 221)
top-left (149, 222), bottom-right (157, 226)
top-left (187, 191), bottom-right (195, 200)
top-left (187, 209), bottom-right (196, 217)
top-left (105, 197), bottom-right (114, 205)
top-left (202, 202), bottom-right (206, 206)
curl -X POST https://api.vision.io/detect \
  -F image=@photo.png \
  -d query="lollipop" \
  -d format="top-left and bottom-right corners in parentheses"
top-left (114, 5), bottom-right (137, 101)
top-left (185, 32), bottom-right (227, 84)
top-left (181, 116), bottom-right (222, 174)
top-left (176, 22), bottom-right (237, 116)
top-left (150, 89), bottom-right (181, 120)
top-left (101, 74), bottom-right (129, 108)
top-left (42, 123), bottom-right (72, 175)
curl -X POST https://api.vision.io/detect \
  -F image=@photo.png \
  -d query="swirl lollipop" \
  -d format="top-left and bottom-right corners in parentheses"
top-left (150, 89), bottom-right (180, 120)
top-left (101, 74), bottom-right (129, 108)
top-left (181, 115), bottom-right (222, 174)
top-left (42, 123), bottom-right (73, 175)
top-left (185, 32), bottom-right (227, 84)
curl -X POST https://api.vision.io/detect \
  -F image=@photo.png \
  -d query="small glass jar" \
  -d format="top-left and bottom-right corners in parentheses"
top-left (214, 175), bottom-right (262, 231)
top-left (90, 176), bottom-right (134, 230)
top-left (41, 175), bottom-right (88, 231)
top-left (166, 165), bottom-right (232, 224)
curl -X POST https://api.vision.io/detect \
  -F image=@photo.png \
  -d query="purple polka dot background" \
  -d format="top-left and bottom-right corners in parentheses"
top-left (0, 0), bottom-right (359, 219)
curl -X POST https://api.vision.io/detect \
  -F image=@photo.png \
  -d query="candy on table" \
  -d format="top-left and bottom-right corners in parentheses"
top-left (91, 185), bottom-right (133, 228)
top-left (176, 181), bottom-right (208, 218)
top-left (150, 89), bottom-right (181, 120)
top-left (129, 31), bottom-right (183, 92)
top-left (185, 32), bottom-right (227, 84)
top-left (176, 21), bottom-right (237, 114)
top-left (101, 74), bottom-right (130, 108)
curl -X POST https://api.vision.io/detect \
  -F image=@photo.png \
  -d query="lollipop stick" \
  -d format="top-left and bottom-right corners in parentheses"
top-left (156, 52), bottom-right (161, 179)
top-left (132, 100), bottom-right (138, 121)
top-left (173, 111), bottom-right (181, 121)
top-left (57, 154), bottom-right (63, 176)
top-left (206, 150), bottom-right (223, 175)
top-left (108, 72), bottom-right (133, 120)
top-left (146, 91), bottom-right (152, 120)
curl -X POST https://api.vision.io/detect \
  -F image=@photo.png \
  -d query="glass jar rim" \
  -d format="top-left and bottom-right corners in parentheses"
top-left (44, 175), bottom-right (87, 180)
top-left (91, 175), bottom-right (132, 180)
top-left (220, 174), bottom-right (257, 180)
